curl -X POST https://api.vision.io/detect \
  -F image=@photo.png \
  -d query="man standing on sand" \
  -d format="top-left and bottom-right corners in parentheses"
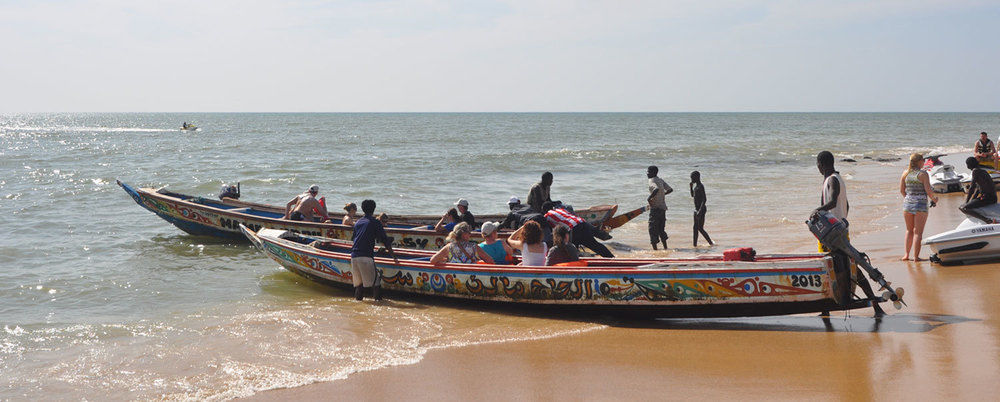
top-left (350, 199), bottom-right (398, 301)
top-left (815, 151), bottom-right (886, 317)
top-left (646, 166), bottom-right (672, 250)
top-left (527, 172), bottom-right (553, 213)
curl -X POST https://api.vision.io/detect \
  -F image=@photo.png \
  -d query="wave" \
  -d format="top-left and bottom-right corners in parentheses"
top-left (0, 300), bottom-right (606, 401)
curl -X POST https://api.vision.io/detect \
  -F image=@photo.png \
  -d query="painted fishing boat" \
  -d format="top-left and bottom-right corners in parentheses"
top-left (241, 226), bottom-right (884, 318)
top-left (117, 180), bottom-right (628, 250)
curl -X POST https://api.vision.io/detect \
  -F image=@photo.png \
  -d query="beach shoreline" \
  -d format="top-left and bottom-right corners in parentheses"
top-left (249, 154), bottom-right (1000, 401)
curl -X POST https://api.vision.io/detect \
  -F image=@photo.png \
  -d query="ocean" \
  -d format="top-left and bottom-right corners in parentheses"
top-left (1, 113), bottom-right (996, 399)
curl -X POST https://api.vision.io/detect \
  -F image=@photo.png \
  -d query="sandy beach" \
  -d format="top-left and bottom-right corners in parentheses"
top-left (252, 156), bottom-right (1000, 401)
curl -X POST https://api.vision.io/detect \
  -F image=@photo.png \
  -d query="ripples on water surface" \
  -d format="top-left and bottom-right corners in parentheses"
top-left (0, 113), bottom-right (995, 399)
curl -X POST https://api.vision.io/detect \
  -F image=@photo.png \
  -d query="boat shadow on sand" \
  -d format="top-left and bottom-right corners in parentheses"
top-left (611, 313), bottom-right (978, 334)
top-left (260, 271), bottom-right (975, 334)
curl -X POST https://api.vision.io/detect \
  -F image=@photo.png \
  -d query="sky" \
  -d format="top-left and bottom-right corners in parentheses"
top-left (1, 0), bottom-right (998, 112)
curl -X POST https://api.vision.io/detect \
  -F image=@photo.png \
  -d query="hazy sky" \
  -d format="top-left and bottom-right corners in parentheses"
top-left (1, 0), bottom-right (998, 112)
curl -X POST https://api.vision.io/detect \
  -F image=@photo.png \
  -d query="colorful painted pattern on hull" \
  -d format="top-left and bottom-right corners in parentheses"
top-left (244, 227), bottom-right (835, 310)
top-left (118, 181), bottom-right (618, 250)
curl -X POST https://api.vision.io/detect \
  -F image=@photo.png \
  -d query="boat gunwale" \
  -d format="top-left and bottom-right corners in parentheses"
top-left (130, 183), bottom-right (617, 237)
top-left (254, 229), bottom-right (832, 277)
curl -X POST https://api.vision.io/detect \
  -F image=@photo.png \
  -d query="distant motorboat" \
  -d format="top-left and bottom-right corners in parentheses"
top-left (180, 123), bottom-right (199, 131)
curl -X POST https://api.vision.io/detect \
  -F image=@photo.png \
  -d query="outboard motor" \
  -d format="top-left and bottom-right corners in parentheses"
top-left (807, 210), bottom-right (905, 309)
top-left (219, 183), bottom-right (240, 200)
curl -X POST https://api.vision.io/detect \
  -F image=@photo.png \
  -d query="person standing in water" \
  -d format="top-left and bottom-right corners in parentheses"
top-left (815, 151), bottom-right (885, 317)
top-left (690, 171), bottom-right (714, 247)
top-left (350, 199), bottom-right (398, 301)
top-left (646, 166), bottom-right (672, 250)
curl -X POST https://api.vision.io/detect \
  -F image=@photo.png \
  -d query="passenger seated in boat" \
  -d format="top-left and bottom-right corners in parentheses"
top-left (478, 221), bottom-right (514, 265)
top-left (283, 185), bottom-right (330, 222)
top-left (974, 132), bottom-right (996, 165)
top-left (545, 224), bottom-right (579, 266)
top-left (430, 222), bottom-right (494, 265)
top-left (961, 157), bottom-right (998, 223)
top-left (432, 208), bottom-right (461, 233)
top-left (454, 198), bottom-right (476, 228)
top-left (343, 203), bottom-right (358, 226)
top-left (505, 221), bottom-right (547, 266)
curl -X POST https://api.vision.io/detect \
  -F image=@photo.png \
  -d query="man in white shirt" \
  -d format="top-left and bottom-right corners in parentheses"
top-left (646, 166), bottom-right (673, 250)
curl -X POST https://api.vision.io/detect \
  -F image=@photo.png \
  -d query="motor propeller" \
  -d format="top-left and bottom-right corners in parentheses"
top-left (807, 210), bottom-right (906, 308)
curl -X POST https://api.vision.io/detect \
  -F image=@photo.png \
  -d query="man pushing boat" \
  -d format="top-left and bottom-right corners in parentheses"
top-left (351, 199), bottom-right (398, 301)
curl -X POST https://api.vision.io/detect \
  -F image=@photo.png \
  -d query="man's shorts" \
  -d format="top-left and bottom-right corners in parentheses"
top-left (350, 257), bottom-right (379, 287)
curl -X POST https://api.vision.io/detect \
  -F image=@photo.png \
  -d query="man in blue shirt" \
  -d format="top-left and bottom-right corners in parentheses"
top-left (351, 199), bottom-right (398, 301)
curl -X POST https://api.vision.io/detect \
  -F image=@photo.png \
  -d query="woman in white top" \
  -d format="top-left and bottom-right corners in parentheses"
top-left (505, 220), bottom-right (547, 266)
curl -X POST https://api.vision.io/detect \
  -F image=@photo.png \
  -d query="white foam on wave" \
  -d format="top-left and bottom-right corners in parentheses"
top-left (0, 299), bottom-right (607, 401)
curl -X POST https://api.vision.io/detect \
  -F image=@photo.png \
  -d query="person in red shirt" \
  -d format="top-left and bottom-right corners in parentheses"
top-left (543, 202), bottom-right (614, 258)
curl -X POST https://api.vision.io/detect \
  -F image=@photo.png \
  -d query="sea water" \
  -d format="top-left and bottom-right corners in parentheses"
top-left (0, 113), bottom-right (995, 399)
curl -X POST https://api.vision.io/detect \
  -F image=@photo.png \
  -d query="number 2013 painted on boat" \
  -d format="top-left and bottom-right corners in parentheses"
top-left (791, 274), bottom-right (822, 288)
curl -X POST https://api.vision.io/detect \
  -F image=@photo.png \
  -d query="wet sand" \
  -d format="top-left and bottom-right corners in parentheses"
top-left (252, 159), bottom-right (1000, 400)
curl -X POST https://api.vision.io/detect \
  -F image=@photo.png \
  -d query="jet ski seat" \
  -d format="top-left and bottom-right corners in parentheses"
top-left (969, 203), bottom-right (1000, 222)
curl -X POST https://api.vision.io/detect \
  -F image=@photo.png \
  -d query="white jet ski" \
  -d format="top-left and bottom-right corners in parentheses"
top-left (960, 167), bottom-right (1000, 193)
top-left (924, 203), bottom-right (1000, 264)
top-left (928, 164), bottom-right (969, 193)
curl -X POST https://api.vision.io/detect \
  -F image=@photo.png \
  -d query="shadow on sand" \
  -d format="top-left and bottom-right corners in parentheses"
top-left (259, 271), bottom-right (977, 334)
top-left (609, 313), bottom-right (978, 334)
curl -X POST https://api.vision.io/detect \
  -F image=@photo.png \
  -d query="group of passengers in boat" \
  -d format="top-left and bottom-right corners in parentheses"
top-left (278, 168), bottom-right (716, 267)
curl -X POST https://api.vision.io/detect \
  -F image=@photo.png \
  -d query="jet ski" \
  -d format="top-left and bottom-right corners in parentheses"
top-left (180, 123), bottom-right (199, 131)
top-left (928, 164), bottom-right (969, 193)
top-left (924, 203), bottom-right (1000, 264)
top-left (960, 167), bottom-right (1000, 192)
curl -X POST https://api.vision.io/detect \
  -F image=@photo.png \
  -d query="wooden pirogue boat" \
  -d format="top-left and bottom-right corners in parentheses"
top-left (241, 226), bottom-right (882, 318)
top-left (117, 180), bottom-right (626, 250)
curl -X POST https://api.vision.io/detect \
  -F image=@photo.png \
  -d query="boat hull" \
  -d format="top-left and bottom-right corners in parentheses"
top-left (925, 220), bottom-right (1000, 264)
top-left (242, 226), bottom-right (874, 318)
top-left (117, 180), bottom-right (620, 250)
